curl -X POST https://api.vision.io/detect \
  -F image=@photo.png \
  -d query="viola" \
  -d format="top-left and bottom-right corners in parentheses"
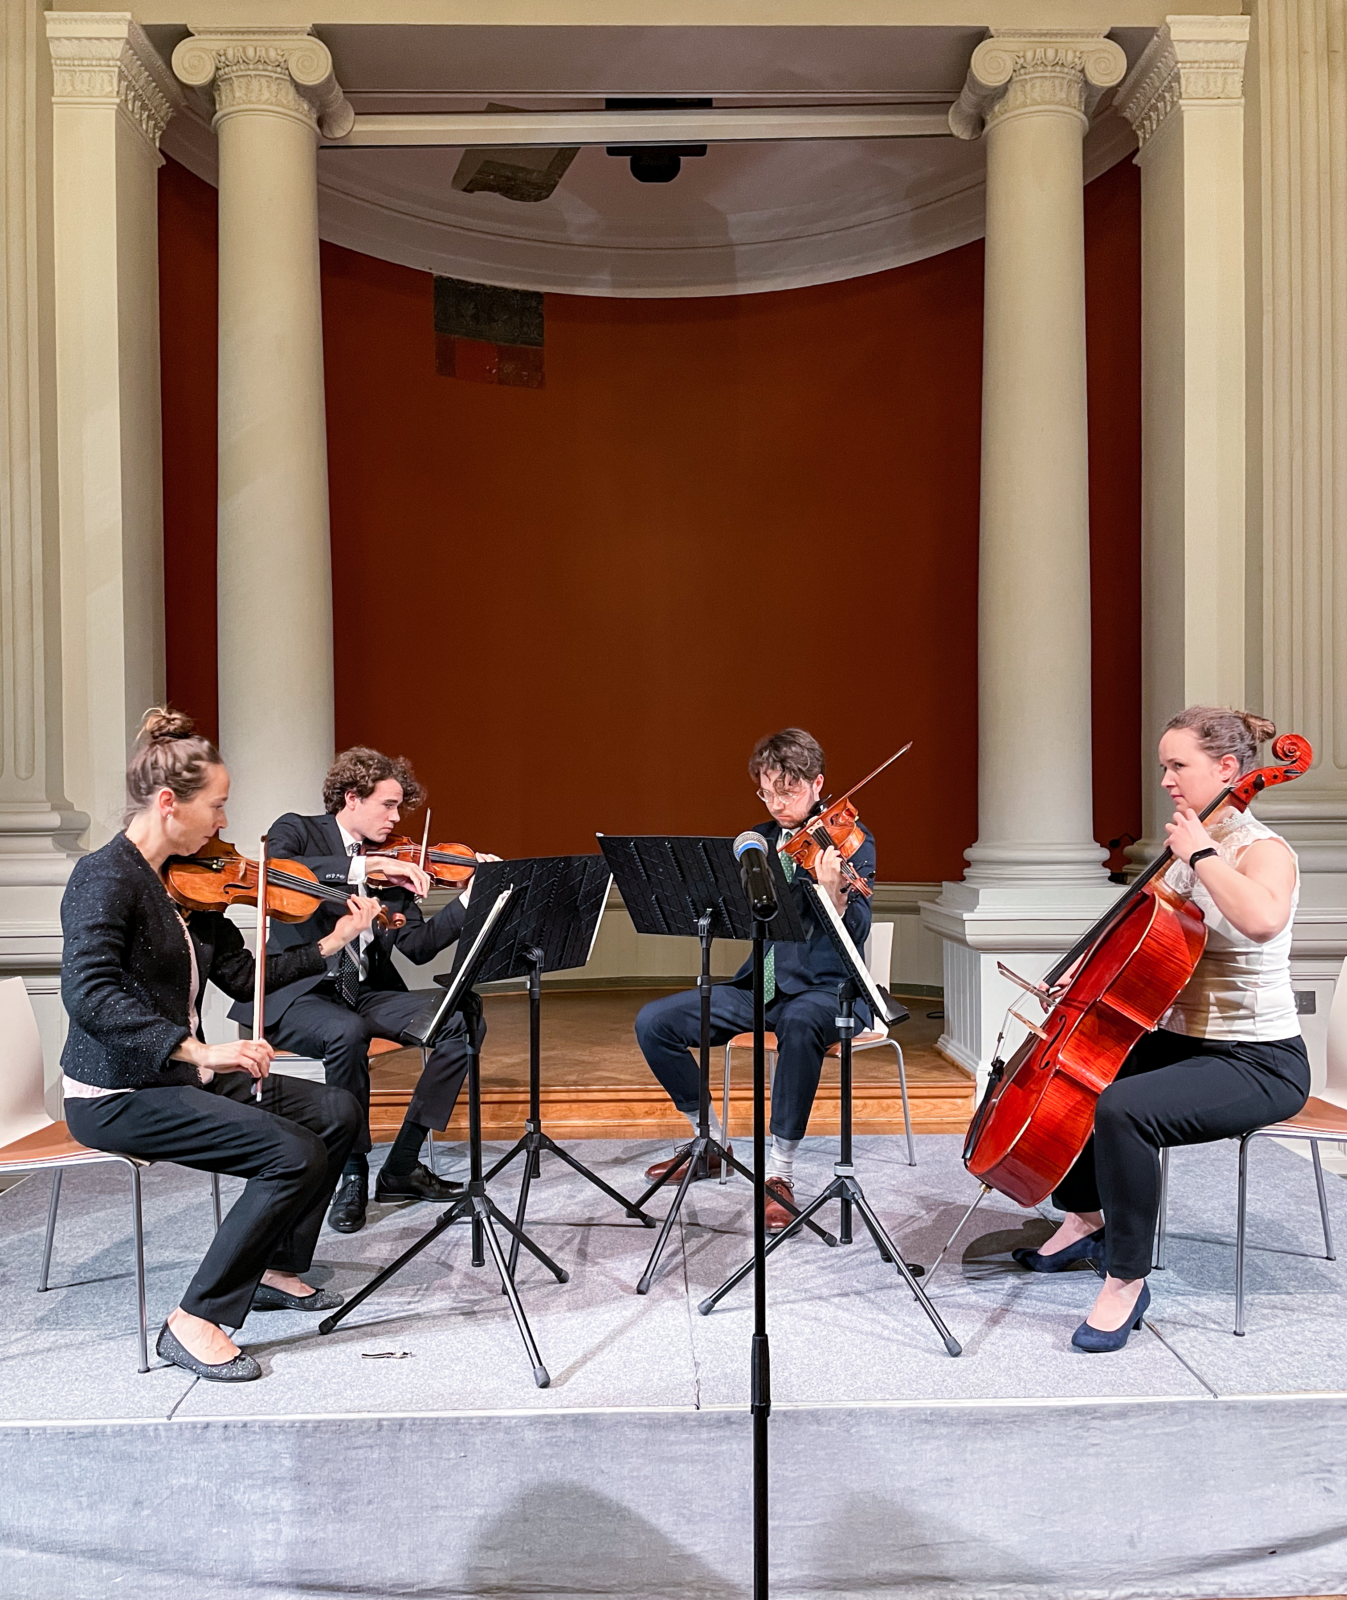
top-left (370, 834), bottom-right (479, 887)
top-left (166, 837), bottom-right (407, 930)
top-left (781, 743), bottom-right (912, 901)
top-left (962, 733), bottom-right (1314, 1208)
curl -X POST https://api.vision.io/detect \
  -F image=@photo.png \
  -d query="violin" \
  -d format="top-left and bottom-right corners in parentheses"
top-left (166, 837), bottom-right (407, 930)
top-left (371, 835), bottom-right (479, 887)
top-left (962, 733), bottom-right (1314, 1208)
top-left (781, 743), bottom-right (912, 900)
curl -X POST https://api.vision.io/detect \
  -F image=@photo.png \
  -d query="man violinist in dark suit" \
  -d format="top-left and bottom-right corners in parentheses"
top-left (231, 747), bottom-right (497, 1234)
top-left (634, 728), bottom-right (875, 1233)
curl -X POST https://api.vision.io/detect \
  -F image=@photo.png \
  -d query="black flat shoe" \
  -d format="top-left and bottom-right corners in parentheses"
top-left (374, 1161), bottom-right (466, 1205)
top-left (156, 1321), bottom-right (261, 1383)
top-left (327, 1175), bottom-right (368, 1234)
top-left (250, 1282), bottom-right (345, 1313)
top-left (1012, 1227), bottom-right (1105, 1273)
top-left (1072, 1281), bottom-right (1151, 1353)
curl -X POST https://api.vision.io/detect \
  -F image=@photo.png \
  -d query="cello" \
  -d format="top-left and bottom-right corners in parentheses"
top-left (961, 732), bottom-right (1314, 1209)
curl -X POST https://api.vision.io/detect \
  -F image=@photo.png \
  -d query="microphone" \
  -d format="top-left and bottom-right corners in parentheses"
top-left (733, 830), bottom-right (779, 920)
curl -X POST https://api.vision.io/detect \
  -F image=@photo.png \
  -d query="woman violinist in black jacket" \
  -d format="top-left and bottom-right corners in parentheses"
top-left (60, 709), bottom-right (376, 1382)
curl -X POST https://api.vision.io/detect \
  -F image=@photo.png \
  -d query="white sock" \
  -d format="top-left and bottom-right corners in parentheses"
top-left (684, 1107), bottom-right (724, 1142)
top-left (767, 1135), bottom-right (800, 1180)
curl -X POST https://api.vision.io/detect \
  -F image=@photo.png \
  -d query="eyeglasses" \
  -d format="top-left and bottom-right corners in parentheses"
top-left (755, 777), bottom-right (811, 803)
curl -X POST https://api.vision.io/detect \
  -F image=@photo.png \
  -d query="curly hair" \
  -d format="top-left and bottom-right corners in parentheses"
top-left (748, 728), bottom-right (826, 788)
top-left (322, 747), bottom-right (425, 814)
top-left (124, 707), bottom-right (222, 825)
top-left (1164, 706), bottom-right (1277, 776)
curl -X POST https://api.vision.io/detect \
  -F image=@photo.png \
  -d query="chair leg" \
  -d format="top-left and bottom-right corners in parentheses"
top-left (1311, 1140), bottom-right (1336, 1261)
top-left (425, 1127), bottom-right (437, 1178)
top-left (210, 1171), bottom-right (223, 1232)
top-left (127, 1162), bottom-right (148, 1373)
top-left (1154, 1146), bottom-right (1170, 1269)
top-left (1235, 1134), bottom-right (1251, 1337)
top-left (894, 1043), bottom-right (916, 1167)
top-left (38, 1168), bottom-right (63, 1291)
top-left (720, 1044), bottom-right (732, 1184)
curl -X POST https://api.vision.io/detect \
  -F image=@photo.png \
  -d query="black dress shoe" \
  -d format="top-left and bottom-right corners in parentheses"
top-left (250, 1282), bottom-right (345, 1313)
top-left (374, 1161), bottom-right (466, 1204)
top-left (156, 1321), bottom-right (261, 1383)
top-left (327, 1174), bottom-right (368, 1234)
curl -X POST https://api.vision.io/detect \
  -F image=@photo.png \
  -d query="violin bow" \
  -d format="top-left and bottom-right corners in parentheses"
top-left (820, 741), bottom-right (913, 812)
top-left (418, 809), bottom-right (431, 873)
top-left (251, 834), bottom-right (269, 1102)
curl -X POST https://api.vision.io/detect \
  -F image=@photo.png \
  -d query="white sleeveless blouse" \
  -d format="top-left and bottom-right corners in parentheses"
top-left (1160, 812), bottom-right (1301, 1042)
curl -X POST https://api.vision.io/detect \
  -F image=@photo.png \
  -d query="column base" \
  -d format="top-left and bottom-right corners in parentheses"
top-left (920, 880), bottom-right (1120, 1090)
top-left (0, 806), bottom-right (88, 1114)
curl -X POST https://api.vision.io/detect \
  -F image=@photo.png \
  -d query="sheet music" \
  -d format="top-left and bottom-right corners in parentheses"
top-left (806, 881), bottom-right (902, 1026)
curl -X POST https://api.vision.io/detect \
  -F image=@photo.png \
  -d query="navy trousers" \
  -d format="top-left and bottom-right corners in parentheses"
top-left (635, 983), bottom-right (856, 1142)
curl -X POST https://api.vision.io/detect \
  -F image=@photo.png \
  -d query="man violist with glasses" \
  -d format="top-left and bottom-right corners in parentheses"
top-left (633, 729), bottom-right (876, 1231)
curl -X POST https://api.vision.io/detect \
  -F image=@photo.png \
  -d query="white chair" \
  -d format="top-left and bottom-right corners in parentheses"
top-left (718, 920), bottom-right (915, 1178)
top-left (1155, 958), bottom-right (1347, 1334)
top-left (0, 977), bottom-right (220, 1373)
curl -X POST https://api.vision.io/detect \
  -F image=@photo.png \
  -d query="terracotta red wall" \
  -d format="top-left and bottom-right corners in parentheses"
top-left (160, 156), bottom-right (1141, 884)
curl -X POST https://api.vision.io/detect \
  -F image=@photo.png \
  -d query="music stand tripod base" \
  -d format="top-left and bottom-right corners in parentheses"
top-left (317, 889), bottom-right (568, 1388)
top-left (698, 886), bottom-right (963, 1358)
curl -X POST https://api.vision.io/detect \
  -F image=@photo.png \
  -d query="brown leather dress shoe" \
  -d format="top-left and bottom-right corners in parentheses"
top-left (643, 1141), bottom-right (732, 1184)
top-left (764, 1175), bottom-right (796, 1234)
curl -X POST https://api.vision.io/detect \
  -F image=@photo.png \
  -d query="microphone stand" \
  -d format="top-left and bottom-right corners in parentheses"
top-left (750, 903), bottom-right (771, 1600)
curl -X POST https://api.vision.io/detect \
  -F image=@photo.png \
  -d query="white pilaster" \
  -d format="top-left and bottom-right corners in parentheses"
top-left (1115, 16), bottom-right (1250, 860)
top-left (924, 31), bottom-right (1126, 1081)
top-left (47, 13), bottom-right (182, 850)
top-left (1245, 1), bottom-right (1347, 1073)
top-left (172, 28), bottom-right (351, 852)
top-left (1, 1), bottom-right (88, 1095)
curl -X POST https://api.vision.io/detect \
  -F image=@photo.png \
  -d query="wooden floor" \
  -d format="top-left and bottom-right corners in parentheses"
top-left (369, 986), bottom-right (974, 1141)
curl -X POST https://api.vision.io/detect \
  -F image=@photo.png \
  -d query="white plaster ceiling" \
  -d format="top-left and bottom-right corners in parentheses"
top-left (153, 24), bottom-right (1152, 296)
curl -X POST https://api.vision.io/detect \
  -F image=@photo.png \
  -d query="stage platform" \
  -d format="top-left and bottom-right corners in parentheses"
top-left (2, 1132), bottom-right (1346, 1599)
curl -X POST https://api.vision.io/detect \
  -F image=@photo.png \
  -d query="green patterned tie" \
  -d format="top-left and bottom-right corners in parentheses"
top-left (762, 847), bottom-right (796, 1004)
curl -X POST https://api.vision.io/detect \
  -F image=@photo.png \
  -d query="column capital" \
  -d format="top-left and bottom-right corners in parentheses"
top-left (172, 27), bottom-right (353, 139)
top-left (949, 30), bottom-right (1126, 141)
top-left (46, 13), bottom-right (183, 152)
top-left (1114, 16), bottom-right (1250, 151)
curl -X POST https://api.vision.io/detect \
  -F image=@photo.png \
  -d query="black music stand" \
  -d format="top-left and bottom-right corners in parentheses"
top-left (452, 856), bottom-right (658, 1275)
top-left (698, 881), bottom-right (963, 1357)
top-left (598, 835), bottom-right (835, 1297)
top-left (318, 886), bottom-right (570, 1388)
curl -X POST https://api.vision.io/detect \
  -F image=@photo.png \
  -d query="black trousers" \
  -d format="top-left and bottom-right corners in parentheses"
top-left (267, 984), bottom-right (476, 1154)
top-left (65, 1073), bottom-right (361, 1329)
top-left (1052, 1028), bottom-right (1310, 1280)
top-left (635, 984), bottom-right (864, 1143)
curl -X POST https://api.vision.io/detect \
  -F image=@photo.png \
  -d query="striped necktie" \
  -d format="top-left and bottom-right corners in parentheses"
top-left (762, 847), bottom-right (795, 1005)
top-left (336, 841), bottom-right (362, 1008)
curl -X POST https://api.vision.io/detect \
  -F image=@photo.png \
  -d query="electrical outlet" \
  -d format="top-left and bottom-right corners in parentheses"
top-left (1295, 990), bottom-right (1317, 1015)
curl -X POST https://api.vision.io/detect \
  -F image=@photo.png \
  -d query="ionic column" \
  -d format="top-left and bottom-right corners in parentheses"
top-left (1245, 1), bottom-right (1347, 1053)
top-left (922, 31), bottom-right (1126, 1080)
top-left (1, 2), bottom-right (88, 1090)
top-left (47, 14), bottom-right (182, 847)
top-left (1114, 17), bottom-right (1250, 861)
top-left (172, 28), bottom-right (352, 850)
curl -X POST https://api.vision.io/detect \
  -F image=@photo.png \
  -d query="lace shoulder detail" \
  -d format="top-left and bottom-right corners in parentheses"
top-left (1162, 813), bottom-right (1294, 900)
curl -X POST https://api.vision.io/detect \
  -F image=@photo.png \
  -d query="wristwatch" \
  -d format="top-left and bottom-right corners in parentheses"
top-left (1188, 846), bottom-right (1219, 869)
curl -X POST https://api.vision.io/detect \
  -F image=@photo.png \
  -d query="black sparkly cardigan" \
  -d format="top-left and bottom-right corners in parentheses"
top-left (60, 831), bottom-right (326, 1091)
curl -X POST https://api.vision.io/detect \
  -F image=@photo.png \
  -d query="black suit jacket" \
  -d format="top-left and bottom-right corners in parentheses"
top-left (229, 811), bottom-right (467, 1030)
top-left (61, 831), bottom-right (326, 1089)
top-left (726, 817), bottom-right (876, 1023)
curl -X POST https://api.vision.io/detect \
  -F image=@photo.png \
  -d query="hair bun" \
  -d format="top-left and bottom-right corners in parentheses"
top-left (137, 706), bottom-right (196, 746)
top-left (1242, 713), bottom-right (1277, 745)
